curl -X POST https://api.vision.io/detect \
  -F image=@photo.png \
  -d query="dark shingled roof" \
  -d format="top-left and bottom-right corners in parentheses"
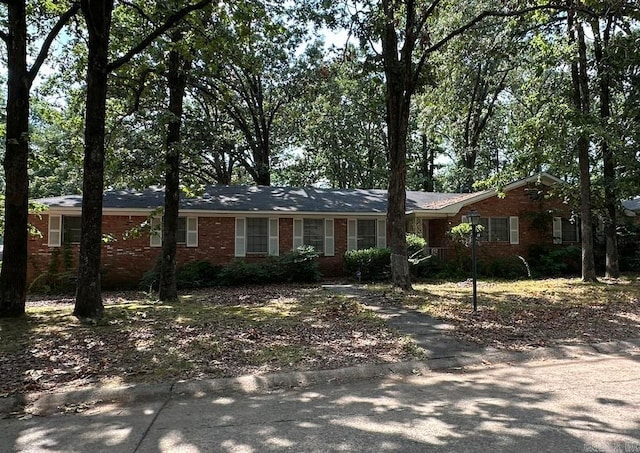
top-left (36, 185), bottom-right (482, 213)
top-left (623, 197), bottom-right (640, 212)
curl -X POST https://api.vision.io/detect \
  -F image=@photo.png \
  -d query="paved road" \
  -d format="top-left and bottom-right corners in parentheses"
top-left (2, 354), bottom-right (639, 453)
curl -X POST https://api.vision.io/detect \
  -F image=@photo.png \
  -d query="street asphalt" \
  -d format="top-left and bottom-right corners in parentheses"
top-left (1, 284), bottom-right (639, 452)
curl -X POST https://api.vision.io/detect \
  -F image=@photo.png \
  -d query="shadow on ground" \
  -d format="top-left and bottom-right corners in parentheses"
top-left (4, 355), bottom-right (640, 452)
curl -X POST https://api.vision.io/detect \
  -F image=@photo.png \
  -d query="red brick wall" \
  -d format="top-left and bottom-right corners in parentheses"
top-left (26, 186), bottom-right (572, 288)
top-left (27, 214), bottom-right (353, 288)
top-left (427, 184), bottom-right (571, 261)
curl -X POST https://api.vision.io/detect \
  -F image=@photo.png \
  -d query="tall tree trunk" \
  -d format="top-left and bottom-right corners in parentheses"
top-left (592, 17), bottom-right (619, 278)
top-left (72, 1), bottom-right (210, 317)
top-left (381, 0), bottom-right (412, 290)
top-left (421, 134), bottom-right (435, 192)
top-left (74, 0), bottom-right (114, 319)
top-left (0, 1), bottom-right (29, 317)
top-left (159, 34), bottom-right (189, 302)
top-left (386, 96), bottom-right (411, 290)
top-left (569, 9), bottom-right (597, 282)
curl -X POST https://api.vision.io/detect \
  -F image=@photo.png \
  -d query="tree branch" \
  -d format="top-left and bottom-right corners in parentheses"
top-left (0, 30), bottom-right (8, 43)
top-left (108, 0), bottom-right (211, 72)
top-left (432, 4), bottom-right (583, 55)
top-left (27, 3), bottom-right (81, 84)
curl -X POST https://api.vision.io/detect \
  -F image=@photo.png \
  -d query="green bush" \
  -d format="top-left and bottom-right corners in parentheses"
top-left (344, 247), bottom-right (391, 281)
top-left (176, 260), bottom-right (221, 289)
top-left (619, 228), bottom-right (640, 272)
top-left (216, 259), bottom-right (271, 286)
top-left (216, 246), bottom-right (322, 286)
top-left (528, 245), bottom-right (581, 276)
top-left (139, 256), bottom-right (162, 291)
top-left (141, 258), bottom-right (221, 290)
top-left (276, 246), bottom-right (322, 283)
top-left (480, 255), bottom-right (530, 280)
top-left (411, 254), bottom-right (442, 279)
top-left (406, 233), bottom-right (427, 256)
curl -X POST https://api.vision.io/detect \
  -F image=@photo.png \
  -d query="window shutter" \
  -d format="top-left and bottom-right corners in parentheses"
top-left (293, 219), bottom-right (303, 249)
top-left (48, 215), bottom-right (62, 247)
top-left (376, 219), bottom-right (387, 248)
top-left (186, 217), bottom-right (198, 247)
top-left (347, 219), bottom-right (357, 251)
top-left (269, 218), bottom-right (279, 256)
top-left (509, 216), bottom-right (519, 245)
top-left (150, 217), bottom-right (162, 247)
top-left (235, 218), bottom-right (246, 257)
top-left (324, 219), bottom-right (335, 256)
top-left (552, 217), bottom-right (562, 244)
top-left (461, 215), bottom-right (469, 224)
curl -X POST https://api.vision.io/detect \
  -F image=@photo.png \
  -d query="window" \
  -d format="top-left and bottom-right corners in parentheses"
top-left (478, 217), bottom-right (509, 242)
top-left (293, 218), bottom-right (334, 256)
top-left (150, 216), bottom-right (198, 247)
top-left (176, 218), bottom-right (186, 244)
top-left (562, 219), bottom-right (578, 242)
top-left (63, 216), bottom-right (82, 244)
top-left (357, 219), bottom-right (377, 249)
top-left (461, 215), bottom-right (518, 244)
top-left (553, 217), bottom-right (579, 244)
top-left (303, 219), bottom-right (324, 254)
top-left (48, 215), bottom-right (81, 247)
top-left (235, 218), bottom-right (278, 257)
top-left (347, 219), bottom-right (386, 250)
top-left (246, 218), bottom-right (268, 254)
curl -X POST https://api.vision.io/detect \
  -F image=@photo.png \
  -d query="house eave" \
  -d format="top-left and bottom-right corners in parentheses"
top-left (35, 206), bottom-right (390, 218)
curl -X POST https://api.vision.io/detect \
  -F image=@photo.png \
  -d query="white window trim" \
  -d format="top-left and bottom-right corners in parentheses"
top-left (462, 215), bottom-right (518, 244)
top-left (151, 216), bottom-right (198, 247)
top-left (324, 219), bottom-right (335, 256)
top-left (48, 214), bottom-right (62, 247)
top-left (186, 217), bottom-right (198, 247)
top-left (293, 218), bottom-right (335, 256)
top-left (347, 218), bottom-right (385, 251)
top-left (509, 216), bottom-right (519, 245)
top-left (553, 216), bottom-right (579, 244)
top-left (347, 219), bottom-right (357, 251)
top-left (269, 218), bottom-right (279, 256)
top-left (236, 217), bottom-right (278, 256)
top-left (235, 217), bottom-right (246, 257)
top-left (376, 219), bottom-right (387, 248)
top-left (150, 217), bottom-right (162, 247)
top-left (293, 218), bottom-right (303, 249)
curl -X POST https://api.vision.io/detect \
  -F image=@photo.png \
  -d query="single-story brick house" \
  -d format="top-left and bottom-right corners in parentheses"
top-left (27, 172), bottom-right (577, 287)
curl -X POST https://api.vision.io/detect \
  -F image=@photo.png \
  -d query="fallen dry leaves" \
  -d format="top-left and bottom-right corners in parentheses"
top-left (0, 285), bottom-right (412, 397)
top-left (385, 276), bottom-right (640, 350)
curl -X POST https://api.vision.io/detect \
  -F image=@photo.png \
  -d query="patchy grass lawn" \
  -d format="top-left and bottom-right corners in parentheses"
top-left (0, 285), bottom-right (414, 397)
top-left (373, 275), bottom-right (640, 350)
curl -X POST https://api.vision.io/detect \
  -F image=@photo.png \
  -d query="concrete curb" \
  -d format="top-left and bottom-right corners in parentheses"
top-left (2, 338), bottom-right (639, 417)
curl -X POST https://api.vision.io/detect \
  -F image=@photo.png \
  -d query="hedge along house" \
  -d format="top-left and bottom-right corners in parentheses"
top-left (27, 173), bottom-right (574, 288)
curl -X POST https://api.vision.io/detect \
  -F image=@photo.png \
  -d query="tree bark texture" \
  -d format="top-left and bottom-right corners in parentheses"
top-left (74, 0), bottom-right (114, 319)
top-left (0, 1), bottom-right (29, 317)
top-left (569, 10), bottom-right (597, 282)
top-left (159, 35), bottom-right (189, 302)
top-left (591, 17), bottom-right (619, 278)
top-left (421, 134), bottom-right (435, 192)
top-left (381, 0), bottom-right (413, 290)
